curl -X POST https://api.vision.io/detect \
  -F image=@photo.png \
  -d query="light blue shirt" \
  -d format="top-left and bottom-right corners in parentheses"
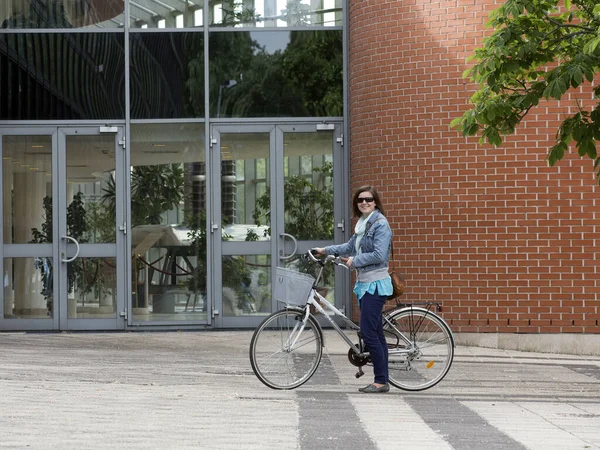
top-left (354, 277), bottom-right (393, 304)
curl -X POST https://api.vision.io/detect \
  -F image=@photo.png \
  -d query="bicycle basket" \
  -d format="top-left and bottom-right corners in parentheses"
top-left (273, 267), bottom-right (315, 306)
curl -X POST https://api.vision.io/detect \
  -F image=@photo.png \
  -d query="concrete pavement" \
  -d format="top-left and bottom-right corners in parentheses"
top-left (0, 330), bottom-right (599, 449)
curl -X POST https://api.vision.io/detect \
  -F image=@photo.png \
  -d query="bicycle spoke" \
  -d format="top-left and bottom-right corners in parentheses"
top-left (384, 308), bottom-right (454, 391)
top-left (250, 310), bottom-right (322, 390)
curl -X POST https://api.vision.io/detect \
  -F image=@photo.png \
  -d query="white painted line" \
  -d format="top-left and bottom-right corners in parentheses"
top-left (463, 401), bottom-right (600, 450)
top-left (350, 395), bottom-right (453, 450)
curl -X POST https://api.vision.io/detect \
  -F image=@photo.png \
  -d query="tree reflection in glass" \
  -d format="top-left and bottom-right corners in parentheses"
top-left (209, 30), bottom-right (342, 118)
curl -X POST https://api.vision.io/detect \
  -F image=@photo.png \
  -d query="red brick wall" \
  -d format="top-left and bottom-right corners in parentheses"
top-left (348, 0), bottom-right (600, 334)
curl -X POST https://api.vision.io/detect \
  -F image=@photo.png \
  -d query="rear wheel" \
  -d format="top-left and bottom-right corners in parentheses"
top-left (384, 308), bottom-right (454, 391)
top-left (249, 309), bottom-right (323, 390)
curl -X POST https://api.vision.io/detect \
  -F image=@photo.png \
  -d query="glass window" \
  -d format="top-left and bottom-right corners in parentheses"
top-left (220, 132), bottom-right (270, 241)
top-left (130, 32), bottom-right (204, 119)
top-left (0, 0), bottom-right (125, 28)
top-left (283, 131), bottom-right (334, 240)
top-left (209, 30), bottom-right (342, 118)
top-left (129, 1), bottom-right (202, 29)
top-left (68, 257), bottom-right (117, 319)
top-left (222, 254), bottom-right (271, 317)
top-left (4, 257), bottom-right (53, 319)
top-left (210, 0), bottom-right (342, 28)
top-left (0, 33), bottom-right (125, 120)
top-left (2, 134), bottom-right (53, 244)
top-left (129, 123), bottom-right (207, 323)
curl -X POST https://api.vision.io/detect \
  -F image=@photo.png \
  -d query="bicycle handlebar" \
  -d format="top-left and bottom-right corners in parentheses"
top-left (307, 249), bottom-right (349, 269)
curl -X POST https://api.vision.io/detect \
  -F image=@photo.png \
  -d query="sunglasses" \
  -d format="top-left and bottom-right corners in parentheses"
top-left (357, 197), bottom-right (375, 204)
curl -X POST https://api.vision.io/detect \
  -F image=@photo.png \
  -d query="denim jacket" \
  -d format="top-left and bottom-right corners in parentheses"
top-left (325, 210), bottom-right (392, 273)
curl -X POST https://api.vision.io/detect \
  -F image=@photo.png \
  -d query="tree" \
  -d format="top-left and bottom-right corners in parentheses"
top-left (451, 0), bottom-right (600, 179)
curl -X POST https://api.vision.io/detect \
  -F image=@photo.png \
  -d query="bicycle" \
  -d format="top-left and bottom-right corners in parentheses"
top-left (249, 250), bottom-right (455, 391)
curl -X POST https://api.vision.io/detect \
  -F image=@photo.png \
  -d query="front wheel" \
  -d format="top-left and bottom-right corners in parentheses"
top-left (384, 308), bottom-right (454, 391)
top-left (249, 309), bottom-right (323, 390)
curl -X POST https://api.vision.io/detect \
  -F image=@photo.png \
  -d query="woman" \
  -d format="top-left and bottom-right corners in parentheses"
top-left (314, 185), bottom-right (393, 393)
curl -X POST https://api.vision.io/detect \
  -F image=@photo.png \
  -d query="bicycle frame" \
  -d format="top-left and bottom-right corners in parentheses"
top-left (285, 287), bottom-right (417, 359)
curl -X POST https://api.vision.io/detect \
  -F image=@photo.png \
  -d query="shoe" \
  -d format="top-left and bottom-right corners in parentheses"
top-left (358, 383), bottom-right (390, 393)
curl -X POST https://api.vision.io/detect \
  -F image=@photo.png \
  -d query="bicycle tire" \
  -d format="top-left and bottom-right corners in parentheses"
top-left (249, 309), bottom-right (323, 390)
top-left (384, 307), bottom-right (454, 391)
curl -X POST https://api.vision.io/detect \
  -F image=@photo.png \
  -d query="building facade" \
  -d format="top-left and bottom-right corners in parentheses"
top-left (0, 0), bottom-right (349, 332)
top-left (349, 0), bottom-right (599, 353)
top-left (1, 0), bottom-right (598, 353)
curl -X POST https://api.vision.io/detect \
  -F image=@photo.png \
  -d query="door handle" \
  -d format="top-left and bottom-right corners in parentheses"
top-left (61, 235), bottom-right (80, 263)
top-left (279, 233), bottom-right (298, 260)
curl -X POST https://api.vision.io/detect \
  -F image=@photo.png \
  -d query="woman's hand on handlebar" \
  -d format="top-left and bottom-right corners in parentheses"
top-left (306, 248), bottom-right (323, 263)
top-left (308, 249), bottom-right (351, 269)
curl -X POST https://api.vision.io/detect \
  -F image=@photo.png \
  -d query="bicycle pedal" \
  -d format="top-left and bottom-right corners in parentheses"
top-left (355, 371), bottom-right (364, 379)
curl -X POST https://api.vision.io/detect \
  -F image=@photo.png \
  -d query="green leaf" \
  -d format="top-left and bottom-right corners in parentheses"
top-left (584, 36), bottom-right (599, 55)
top-left (543, 78), bottom-right (567, 100)
top-left (585, 68), bottom-right (595, 83)
top-left (449, 116), bottom-right (463, 128)
top-left (547, 142), bottom-right (567, 166)
top-left (579, 138), bottom-right (597, 159)
top-left (570, 67), bottom-right (583, 88)
top-left (484, 127), bottom-right (502, 146)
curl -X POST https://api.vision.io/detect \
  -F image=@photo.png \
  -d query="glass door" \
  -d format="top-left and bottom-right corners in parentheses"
top-left (127, 123), bottom-right (209, 326)
top-left (211, 125), bottom-right (274, 328)
top-left (275, 124), bottom-right (344, 313)
top-left (210, 123), bottom-right (344, 328)
top-left (1, 128), bottom-right (57, 330)
top-left (58, 127), bottom-right (126, 330)
top-left (0, 127), bottom-right (126, 331)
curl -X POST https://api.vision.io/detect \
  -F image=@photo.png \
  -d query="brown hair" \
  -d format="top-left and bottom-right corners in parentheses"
top-left (351, 185), bottom-right (386, 218)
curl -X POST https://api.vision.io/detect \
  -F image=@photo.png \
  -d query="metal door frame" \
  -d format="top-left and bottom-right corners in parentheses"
top-left (0, 127), bottom-right (58, 330)
top-left (275, 123), bottom-right (348, 315)
top-left (58, 127), bottom-right (127, 330)
top-left (210, 124), bottom-right (276, 328)
top-left (210, 122), bottom-right (346, 329)
top-left (0, 126), bottom-right (126, 331)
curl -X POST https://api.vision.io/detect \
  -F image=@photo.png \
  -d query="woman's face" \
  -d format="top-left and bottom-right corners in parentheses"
top-left (356, 191), bottom-right (376, 216)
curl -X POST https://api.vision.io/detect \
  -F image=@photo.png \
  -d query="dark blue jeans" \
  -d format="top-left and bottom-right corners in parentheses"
top-left (359, 289), bottom-right (388, 384)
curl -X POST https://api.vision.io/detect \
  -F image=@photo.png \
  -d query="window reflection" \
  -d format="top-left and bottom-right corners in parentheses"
top-left (130, 32), bottom-right (204, 119)
top-left (283, 131), bottom-right (334, 240)
top-left (2, 135), bottom-right (53, 244)
top-left (209, 30), bottom-right (342, 118)
top-left (68, 257), bottom-right (117, 319)
top-left (0, 0), bottom-right (124, 28)
top-left (210, 0), bottom-right (342, 27)
top-left (66, 134), bottom-right (117, 244)
top-left (220, 133), bottom-right (270, 242)
top-left (222, 255), bottom-right (271, 316)
top-left (129, 2), bottom-right (203, 29)
top-left (4, 257), bottom-right (52, 319)
top-left (0, 33), bottom-right (125, 120)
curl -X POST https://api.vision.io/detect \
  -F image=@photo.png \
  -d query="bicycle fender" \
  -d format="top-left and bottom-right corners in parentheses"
top-left (389, 306), bottom-right (455, 348)
top-left (284, 305), bottom-right (305, 313)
